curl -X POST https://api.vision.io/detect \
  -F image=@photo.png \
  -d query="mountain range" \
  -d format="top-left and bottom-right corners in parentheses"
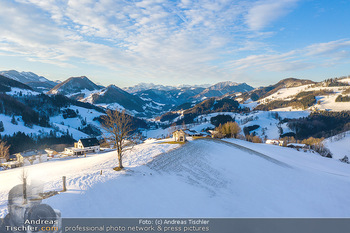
top-left (0, 69), bottom-right (349, 154)
top-left (4, 71), bottom-right (252, 117)
top-left (1, 69), bottom-right (349, 119)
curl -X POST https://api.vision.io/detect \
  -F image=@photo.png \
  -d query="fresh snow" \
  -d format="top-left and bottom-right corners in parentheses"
top-left (0, 114), bottom-right (53, 136)
top-left (324, 131), bottom-right (350, 160)
top-left (0, 139), bottom-right (180, 217)
top-left (256, 84), bottom-right (350, 111)
top-left (1, 138), bottom-right (350, 217)
top-left (338, 77), bottom-right (350, 84)
top-left (6, 87), bottom-right (41, 96)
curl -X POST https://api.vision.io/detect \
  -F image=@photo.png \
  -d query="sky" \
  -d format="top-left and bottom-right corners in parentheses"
top-left (0, 0), bottom-right (349, 88)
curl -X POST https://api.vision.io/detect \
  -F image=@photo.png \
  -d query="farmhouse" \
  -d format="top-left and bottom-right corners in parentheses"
top-left (266, 139), bottom-right (283, 146)
top-left (1, 150), bottom-right (48, 168)
top-left (65, 137), bottom-right (100, 156)
top-left (287, 143), bottom-right (309, 149)
top-left (173, 130), bottom-right (186, 142)
top-left (183, 129), bottom-right (207, 137)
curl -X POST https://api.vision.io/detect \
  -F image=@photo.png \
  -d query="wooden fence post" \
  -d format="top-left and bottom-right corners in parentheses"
top-left (23, 178), bottom-right (27, 204)
top-left (62, 176), bottom-right (67, 192)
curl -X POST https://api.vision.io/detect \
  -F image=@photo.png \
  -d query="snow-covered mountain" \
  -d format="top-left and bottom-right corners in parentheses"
top-left (124, 83), bottom-right (174, 93)
top-left (47, 76), bottom-right (103, 96)
top-left (135, 87), bottom-right (206, 107)
top-left (0, 70), bottom-right (57, 92)
top-left (124, 82), bottom-right (210, 93)
top-left (132, 81), bottom-right (254, 112)
top-left (90, 85), bottom-right (146, 112)
top-left (77, 85), bottom-right (166, 117)
top-left (194, 81), bottom-right (254, 99)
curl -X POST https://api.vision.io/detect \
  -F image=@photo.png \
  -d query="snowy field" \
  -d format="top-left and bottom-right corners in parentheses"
top-left (0, 139), bottom-right (180, 217)
top-left (257, 84), bottom-right (350, 112)
top-left (2, 138), bottom-right (350, 218)
top-left (324, 131), bottom-right (350, 160)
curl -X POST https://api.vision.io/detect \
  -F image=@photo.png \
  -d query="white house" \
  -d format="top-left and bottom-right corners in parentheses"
top-left (173, 130), bottom-right (186, 142)
top-left (7, 150), bottom-right (48, 167)
top-left (65, 137), bottom-right (100, 156)
top-left (45, 148), bottom-right (58, 157)
top-left (266, 139), bottom-right (283, 146)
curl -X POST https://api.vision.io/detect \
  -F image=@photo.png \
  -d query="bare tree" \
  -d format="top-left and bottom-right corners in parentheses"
top-left (101, 110), bottom-right (134, 170)
top-left (168, 123), bottom-right (177, 137)
top-left (0, 140), bottom-right (10, 161)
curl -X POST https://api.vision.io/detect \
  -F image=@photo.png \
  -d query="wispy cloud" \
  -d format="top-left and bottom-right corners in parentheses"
top-left (228, 39), bottom-right (350, 73)
top-left (0, 0), bottom-right (349, 86)
top-left (305, 39), bottom-right (350, 58)
top-left (245, 0), bottom-right (300, 31)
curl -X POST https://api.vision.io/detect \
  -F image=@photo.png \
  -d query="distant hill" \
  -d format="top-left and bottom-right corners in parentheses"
top-left (194, 81), bottom-right (254, 99)
top-left (91, 85), bottom-right (146, 112)
top-left (0, 74), bottom-right (33, 92)
top-left (124, 82), bottom-right (210, 93)
top-left (0, 70), bottom-right (57, 92)
top-left (135, 87), bottom-right (205, 106)
top-left (48, 76), bottom-right (102, 96)
top-left (242, 78), bottom-right (315, 102)
top-left (158, 96), bottom-right (248, 124)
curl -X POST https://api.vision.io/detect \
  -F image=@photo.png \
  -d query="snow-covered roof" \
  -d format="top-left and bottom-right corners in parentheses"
top-left (287, 143), bottom-right (307, 147)
top-left (16, 150), bottom-right (47, 157)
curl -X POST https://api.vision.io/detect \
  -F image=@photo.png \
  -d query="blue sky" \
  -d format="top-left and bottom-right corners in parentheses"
top-left (0, 0), bottom-right (349, 88)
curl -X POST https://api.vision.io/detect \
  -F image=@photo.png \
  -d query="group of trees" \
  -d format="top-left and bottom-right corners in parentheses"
top-left (210, 115), bottom-right (234, 127)
top-left (287, 111), bottom-right (350, 139)
top-left (245, 134), bottom-right (263, 143)
top-left (215, 121), bottom-right (241, 138)
top-left (173, 97), bottom-right (248, 125)
top-left (335, 95), bottom-right (350, 102)
top-left (0, 94), bottom-right (42, 126)
top-left (211, 117), bottom-right (264, 143)
top-left (243, 125), bottom-right (260, 135)
top-left (255, 90), bottom-right (333, 111)
top-left (0, 132), bottom-right (75, 154)
top-left (302, 137), bottom-right (332, 157)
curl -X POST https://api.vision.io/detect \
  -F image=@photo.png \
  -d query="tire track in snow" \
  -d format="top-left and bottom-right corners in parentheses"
top-left (147, 138), bottom-right (293, 196)
top-left (212, 138), bottom-right (293, 168)
top-left (147, 140), bottom-right (231, 196)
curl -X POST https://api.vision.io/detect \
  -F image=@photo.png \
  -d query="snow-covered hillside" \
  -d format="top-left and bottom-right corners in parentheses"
top-left (256, 83), bottom-right (350, 111)
top-left (49, 106), bottom-right (103, 140)
top-left (145, 110), bottom-right (309, 139)
top-left (1, 138), bottom-right (350, 217)
top-left (324, 131), bottom-right (350, 160)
